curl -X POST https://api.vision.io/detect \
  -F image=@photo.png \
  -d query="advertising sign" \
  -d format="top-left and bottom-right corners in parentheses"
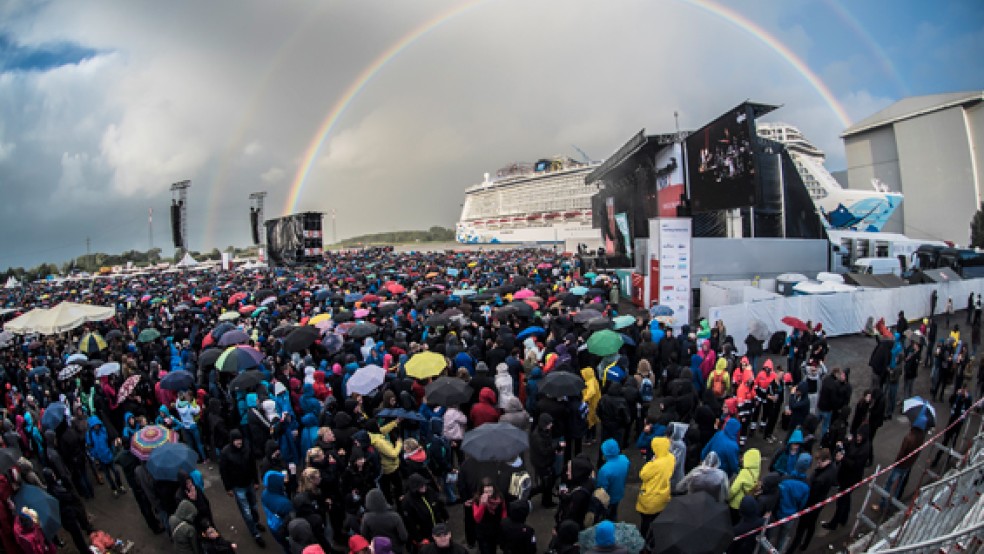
top-left (648, 218), bottom-right (692, 329)
top-left (655, 143), bottom-right (686, 217)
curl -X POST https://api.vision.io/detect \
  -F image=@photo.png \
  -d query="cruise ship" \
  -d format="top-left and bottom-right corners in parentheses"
top-left (757, 122), bottom-right (902, 231)
top-left (456, 157), bottom-right (601, 244)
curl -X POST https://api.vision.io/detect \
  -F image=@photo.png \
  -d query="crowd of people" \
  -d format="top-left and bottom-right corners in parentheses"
top-left (0, 247), bottom-right (979, 554)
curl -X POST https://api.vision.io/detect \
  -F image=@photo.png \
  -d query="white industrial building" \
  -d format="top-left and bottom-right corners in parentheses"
top-left (841, 91), bottom-right (984, 244)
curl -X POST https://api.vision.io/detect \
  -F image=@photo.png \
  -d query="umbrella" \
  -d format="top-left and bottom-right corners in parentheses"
top-left (347, 322), bottom-right (379, 340)
top-left (748, 319), bottom-right (771, 342)
top-left (538, 371), bottom-right (585, 398)
top-left (95, 362), bottom-right (121, 377)
top-left (584, 272), bottom-right (598, 280)
top-left (0, 331), bottom-right (14, 349)
top-left (217, 329), bottom-right (249, 347)
top-left (308, 313), bottom-right (332, 326)
top-left (0, 448), bottom-right (19, 473)
top-left (613, 315), bottom-right (636, 330)
top-left (620, 333), bottom-right (637, 347)
top-left (28, 366), bottom-right (50, 378)
top-left (14, 485), bottom-right (61, 540)
top-left (353, 308), bottom-right (370, 319)
top-left (218, 311), bottom-right (241, 322)
top-left (461, 422), bottom-right (529, 461)
top-left (346, 365), bottom-right (386, 396)
top-left (507, 301), bottom-right (535, 318)
top-left (587, 330), bottom-right (624, 356)
top-left (573, 309), bottom-right (602, 323)
top-left (105, 329), bottom-right (124, 341)
top-left (903, 397), bottom-right (937, 429)
top-left (160, 370), bottom-right (196, 391)
top-left (424, 377), bottom-right (473, 406)
top-left (66, 352), bottom-right (88, 364)
top-left (647, 491), bottom-right (733, 554)
top-left (377, 302), bottom-right (399, 316)
top-left (585, 317), bottom-right (614, 331)
top-left (147, 442), bottom-right (199, 481)
top-left (117, 374), bottom-right (141, 403)
top-left (376, 408), bottom-right (427, 422)
top-left (79, 332), bottom-right (107, 354)
top-left (405, 352), bottom-right (447, 380)
top-left (517, 326), bottom-right (547, 340)
top-left (198, 348), bottom-right (222, 370)
top-left (332, 311), bottom-right (354, 323)
top-left (259, 296), bottom-right (277, 307)
top-left (270, 324), bottom-right (296, 338)
top-left (579, 522), bottom-right (646, 554)
top-left (451, 289), bottom-right (476, 297)
top-left (425, 313), bottom-right (451, 327)
top-left (130, 424), bottom-right (177, 461)
top-left (781, 316), bottom-right (810, 332)
top-left (284, 326), bottom-right (320, 353)
top-left (229, 370), bottom-right (265, 392)
top-left (513, 288), bottom-right (535, 300)
top-left (210, 322), bottom-right (236, 339)
top-left (40, 402), bottom-right (67, 430)
top-left (215, 346), bottom-right (262, 373)
top-left (238, 304), bottom-right (257, 315)
top-left (137, 328), bottom-right (161, 343)
top-left (570, 286), bottom-right (589, 296)
top-left (57, 364), bottom-right (83, 381)
top-left (650, 305), bottom-right (675, 317)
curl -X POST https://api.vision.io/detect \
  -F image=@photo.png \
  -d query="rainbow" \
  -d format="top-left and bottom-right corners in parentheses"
top-left (822, 0), bottom-right (909, 96)
top-left (283, 0), bottom-right (856, 216)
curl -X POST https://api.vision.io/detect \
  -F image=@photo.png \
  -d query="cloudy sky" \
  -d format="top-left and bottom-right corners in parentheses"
top-left (1, 0), bottom-right (981, 269)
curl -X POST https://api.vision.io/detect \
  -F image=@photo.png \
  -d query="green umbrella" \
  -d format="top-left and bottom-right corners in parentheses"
top-left (613, 315), bottom-right (636, 330)
top-left (587, 329), bottom-right (624, 356)
top-left (137, 328), bottom-right (161, 343)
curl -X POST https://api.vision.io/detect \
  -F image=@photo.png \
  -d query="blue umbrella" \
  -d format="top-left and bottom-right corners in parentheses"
top-left (14, 485), bottom-right (60, 540)
top-left (314, 289), bottom-right (331, 302)
top-left (40, 401), bottom-right (68, 430)
top-left (571, 286), bottom-right (589, 296)
top-left (650, 305), bottom-right (674, 317)
top-left (160, 370), bottom-right (196, 391)
top-left (27, 366), bottom-right (50, 378)
top-left (210, 322), bottom-right (236, 339)
top-left (147, 442), bottom-right (198, 481)
top-left (377, 408), bottom-right (427, 422)
top-left (619, 333), bottom-right (637, 347)
top-left (517, 326), bottom-right (547, 340)
top-left (344, 293), bottom-right (364, 303)
top-left (217, 329), bottom-right (250, 347)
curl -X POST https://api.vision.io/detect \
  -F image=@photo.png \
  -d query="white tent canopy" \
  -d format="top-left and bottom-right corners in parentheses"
top-left (175, 253), bottom-right (199, 268)
top-left (4, 276), bottom-right (19, 289)
top-left (4, 302), bottom-right (116, 335)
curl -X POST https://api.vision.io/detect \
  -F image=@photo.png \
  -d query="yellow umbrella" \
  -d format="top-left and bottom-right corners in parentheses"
top-left (404, 352), bottom-right (447, 379)
top-left (467, 262), bottom-right (478, 268)
top-left (308, 313), bottom-right (332, 326)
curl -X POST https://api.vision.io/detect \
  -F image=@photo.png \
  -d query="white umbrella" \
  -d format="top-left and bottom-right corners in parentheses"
top-left (95, 362), bottom-right (121, 378)
top-left (219, 311), bottom-right (241, 322)
top-left (346, 364), bottom-right (386, 396)
top-left (66, 353), bottom-right (88, 364)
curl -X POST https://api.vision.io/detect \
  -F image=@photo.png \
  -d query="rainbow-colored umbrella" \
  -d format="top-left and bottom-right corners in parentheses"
top-left (130, 425), bottom-right (177, 461)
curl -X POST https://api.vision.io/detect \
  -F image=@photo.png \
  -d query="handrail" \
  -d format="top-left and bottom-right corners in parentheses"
top-left (874, 519), bottom-right (984, 553)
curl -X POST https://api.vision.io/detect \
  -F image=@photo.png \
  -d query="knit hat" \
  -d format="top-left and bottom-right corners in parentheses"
top-left (371, 537), bottom-right (393, 554)
top-left (595, 520), bottom-right (616, 547)
top-left (348, 535), bottom-right (370, 554)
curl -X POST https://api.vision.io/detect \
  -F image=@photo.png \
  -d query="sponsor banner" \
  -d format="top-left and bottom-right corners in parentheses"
top-left (648, 217), bottom-right (691, 329)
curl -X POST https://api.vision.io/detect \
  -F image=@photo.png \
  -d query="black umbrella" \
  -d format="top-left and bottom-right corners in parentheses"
top-left (229, 370), bottom-right (265, 392)
top-left (347, 322), bottom-right (378, 339)
top-left (160, 370), bottom-right (196, 391)
top-left (40, 402), bottom-right (67, 430)
top-left (585, 317), bottom-right (614, 331)
top-left (14, 485), bottom-right (60, 540)
top-left (538, 371), bottom-right (585, 398)
top-left (508, 302), bottom-right (535, 318)
top-left (147, 443), bottom-right (198, 481)
top-left (284, 326), bottom-right (320, 353)
top-left (424, 377), bottom-right (473, 406)
top-left (472, 292), bottom-right (496, 303)
top-left (105, 329), bottom-right (124, 341)
top-left (461, 422), bottom-right (529, 462)
top-left (332, 311), bottom-right (354, 323)
top-left (198, 348), bottom-right (222, 370)
top-left (512, 276), bottom-right (529, 286)
top-left (377, 302), bottom-right (399, 316)
top-left (647, 491), bottom-right (733, 554)
top-left (573, 309), bottom-right (603, 323)
top-left (255, 288), bottom-right (275, 301)
top-left (416, 295), bottom-right (447, 311)
top-left (559, 293), bottom-right (581, 307)
top-left (425, 313), bottom-right (451, 327)
top-left (270, 324), bottom-right (295, 338)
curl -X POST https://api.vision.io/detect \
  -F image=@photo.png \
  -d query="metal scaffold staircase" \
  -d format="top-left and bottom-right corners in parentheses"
top-left (849, 411), bottom-right (984, 553)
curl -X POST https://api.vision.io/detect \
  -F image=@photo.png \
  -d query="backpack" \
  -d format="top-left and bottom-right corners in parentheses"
top-left (585, 487), bottom-right (611, 527)
top-left (711, 371), bottom-right (726, 397)
top-left (640, 376), bottom-right (655, 402)
top-left (508, 470), bottom-right (532, 501)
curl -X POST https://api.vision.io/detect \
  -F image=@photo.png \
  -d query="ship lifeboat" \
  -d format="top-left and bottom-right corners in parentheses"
top-left (562, 211), bottom-right (580, 218)
top-left (526, 214), bottom-right (540, 221)
top-left (472, 220), bottom-right (484, 225)
top-left (544, 212), bottom-right (560, 220)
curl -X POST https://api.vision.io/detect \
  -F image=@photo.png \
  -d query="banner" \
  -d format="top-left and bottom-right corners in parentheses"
top-left (648, 217), bottom-right (692, 330)
top-left (614, 213), bottom-right (632, 257)
top-left (655, 143), bottom-right (686, 217)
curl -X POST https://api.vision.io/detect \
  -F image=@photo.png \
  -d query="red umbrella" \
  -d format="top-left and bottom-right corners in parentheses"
top-left (362, 294), bottom-right (382, 304)
top-left (238, 304), bottom-right (257, 315)
top-left (227, 292), bottom-right (247, 306)
top-left (781, 316), bottom-right (809, 332)
top-left (195, 296), bottom-right (212, 306)
top-left (117, 375), bottom-right (141, 404)
top-left (384, 282), bottom-right (406, 295)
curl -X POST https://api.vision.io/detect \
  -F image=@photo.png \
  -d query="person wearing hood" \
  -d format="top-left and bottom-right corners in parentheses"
top-left (169, 499), bottom-right (200, 554)
top-left (548, 519), bottom-right (581, 554)
top-left (176, 469), bottom-right (214, 533)
top-left (706, 357), bottom-right (732, 399)
top-left (524, 366), bottom-right (543, 414)
top-left (770, 429), bottom-right (805, 476)
top-left (636, 436), bottom-right (674, 538)
top-left (728, 448), bottom-right (761, 519)
top-left (771, 453), bottom-right (812, 552)
top-left (122, 410), bottom-right (142, 443)
top-left (42, 430), bottom-right (71, 486)
top-left (728, 496), bottom-right (765, 554)
top-left (584, 520), bottom-right (628, 554)
top-left (596, 382), bottom-right (631, 450)
top-left (530, 413), bottom-right (560, 508)
top-left (219, 429), bottom-right (266, 547)
top-left (500, 500), bottom-right (536, 554)
top-left (667, 422), bottom-right (688, 491)
top-left (755, 360), bottom-right (783, 443)
top-left (499, 396), bottom-right (530, 431)
top-left (596, 438), bottom-right (630, 520)
top-left (262, 470), bottom-right (294, 552)
top-left (876, 423), bottom-right (927, 512)
top-left (401, 473), bottom-right (448, 546)
top-left (288, 517), bottom-right (316, 554)
top-left (701, 418), bottom-right (740, 478)
top-left (300, 383), bottom-right (323, 419)
top-left (755, 472), bottom-right (781, 517)
top-left (298, 413), bottom-right (320, 455)
top-left (677, 451), bottom-right (730, 502)
top-left (494, 363), bottom-right (517, 409)
top-left (42, 467), bottom-right (94, 554)
top-left (176, 390), bottom-right (206, 463)
top-left (825, 425), bottom-right (871, 530)
top-left (361, 488), bottom-right (409, 553)
top-left (367, 419), bottom-right (403, 504)
top-left (469, 387), bottom-right (500, 428)
top-left (259, 439), bottom-right (289, 489)
top-left (790, 448), bottom-right (839, 551)
top-left (784, 381), bottom-right (811, 440)
top-left (205, 398), bottom-right (229, 461)
top-left (85, 415), bottom-right (126, 496)
top-left (579, 366), bottom-right (601, 438)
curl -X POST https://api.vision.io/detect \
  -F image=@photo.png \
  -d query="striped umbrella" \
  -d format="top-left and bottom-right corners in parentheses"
top-left (130, 425), bottom-right (177, 461)
top-left (216, 345), bottom-right (262, 373)
top-left (78, 332), bottom-right (107, 355)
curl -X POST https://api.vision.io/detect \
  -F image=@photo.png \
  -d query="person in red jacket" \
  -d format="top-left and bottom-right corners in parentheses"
top-left (469, 388), bottom-right (500, 428)
top-left (312, 371), bottom-right (331, 401)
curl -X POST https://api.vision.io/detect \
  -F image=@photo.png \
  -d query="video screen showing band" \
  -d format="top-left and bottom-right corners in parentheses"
top-left (686, 104), bottom-right (758, 212)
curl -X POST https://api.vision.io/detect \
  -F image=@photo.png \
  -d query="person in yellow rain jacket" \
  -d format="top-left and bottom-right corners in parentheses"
top-left (369, 419), bottom-right (403, 504)
top-left (706, 357), bottom-right (732, 399)
top-left (636, 436), bottom-right (674, 539)
top-left (728, 448), bottom-right (761, 516)
top-left (580, 367), bottom-right (601, 437)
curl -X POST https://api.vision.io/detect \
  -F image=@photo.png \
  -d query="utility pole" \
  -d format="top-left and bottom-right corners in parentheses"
top-left (674, 111), bottom-right (680, 133)
top-left (148, 207), bottom-right (154, 250)
top-left (331, 209), bottom-right (337, 244)
top-left (86, 237), bottom-right (91, 256)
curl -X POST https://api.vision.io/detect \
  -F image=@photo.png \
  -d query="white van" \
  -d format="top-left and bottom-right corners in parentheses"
top-left (851, 257), bottom-right (902, 276)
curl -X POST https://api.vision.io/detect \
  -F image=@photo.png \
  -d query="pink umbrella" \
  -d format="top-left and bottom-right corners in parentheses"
top-left (354, 308), bottom-right (370, 319)
top-left (513, 288), bottom-right (535, 300)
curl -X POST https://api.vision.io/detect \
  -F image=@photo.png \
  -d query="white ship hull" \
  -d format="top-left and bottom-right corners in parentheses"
top-left (456, 220), bottom-right (599, 244)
